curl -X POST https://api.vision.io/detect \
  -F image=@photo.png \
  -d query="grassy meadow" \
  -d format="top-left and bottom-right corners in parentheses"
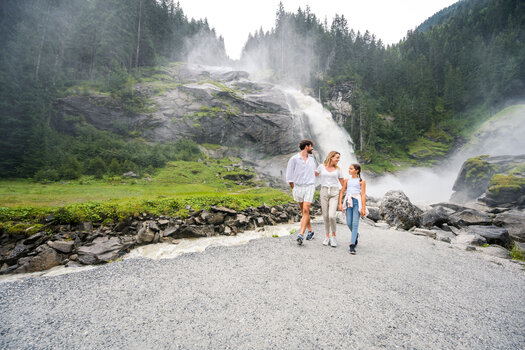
top-left (0, 158), bottom-right (292, 228)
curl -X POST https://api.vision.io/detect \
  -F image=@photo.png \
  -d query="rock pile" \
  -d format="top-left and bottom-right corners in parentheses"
top-left (0, 202), bottom-right (318, 275)
top-left (365, 190), bottom-right (524, 260)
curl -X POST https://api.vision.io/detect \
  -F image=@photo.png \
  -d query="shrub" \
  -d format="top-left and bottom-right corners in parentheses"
top-left (34, 168), bottom-right (60, 182)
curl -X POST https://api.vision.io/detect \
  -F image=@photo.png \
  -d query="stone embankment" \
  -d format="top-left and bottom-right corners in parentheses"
top-left (366, 190), bottom-right (525, 260)
top-left (2, 186), bottom-right (524, 275)
top-left (0, 203), bottom-right (314, 275)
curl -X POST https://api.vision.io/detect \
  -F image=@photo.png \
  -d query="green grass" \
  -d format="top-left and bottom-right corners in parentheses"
top-left (0, 160), bottom-right (292, 225)
top-left (510, 242), bottom-right (524, 261)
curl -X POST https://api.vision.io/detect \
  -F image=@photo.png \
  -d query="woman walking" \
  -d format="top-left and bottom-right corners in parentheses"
top-left (316, 151), bottom-right (344, 247)
top-left (339, 164), bottom-right (367, 254)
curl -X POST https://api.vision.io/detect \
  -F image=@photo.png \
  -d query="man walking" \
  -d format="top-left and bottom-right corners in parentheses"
top-left (286, 139), bottom-right (317, 245)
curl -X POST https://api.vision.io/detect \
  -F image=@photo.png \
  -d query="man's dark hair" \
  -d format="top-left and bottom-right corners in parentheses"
top-left (299, 139), bottom-right (314, 150)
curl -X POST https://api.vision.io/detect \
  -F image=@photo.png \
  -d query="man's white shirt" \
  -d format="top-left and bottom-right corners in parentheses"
top-left (286, 153), bottom-right (317, 185)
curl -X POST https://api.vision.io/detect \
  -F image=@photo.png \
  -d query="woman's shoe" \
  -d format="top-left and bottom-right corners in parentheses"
top-left (330, 236), bottom-right (337, 247)
top-left (322, 237), bottom-right (330, 246)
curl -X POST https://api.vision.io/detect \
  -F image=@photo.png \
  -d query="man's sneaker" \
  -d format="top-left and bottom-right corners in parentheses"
top-left (296, 234), bottom-right (304, 245)
top-left (349, 244), bottom-right (356, 254)
top-left (306, 230), bottom-right (315, 240)
top-left (330, 236), bottom-right (337, 247)
top-left (322, 237), bottom-right (330, 246)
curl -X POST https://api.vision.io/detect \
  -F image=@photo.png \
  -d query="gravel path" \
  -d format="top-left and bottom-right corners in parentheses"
top-left (1, 221), bottom-right (524, 349)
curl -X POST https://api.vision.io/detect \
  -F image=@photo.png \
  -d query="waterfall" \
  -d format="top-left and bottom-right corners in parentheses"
top-left (368, 104), bottom-right (525, 204)
top-left (279, 87), bottom-right (357, 173)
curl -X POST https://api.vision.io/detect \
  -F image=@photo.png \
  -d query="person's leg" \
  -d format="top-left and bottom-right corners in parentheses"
top-left (320, 187), bottom-right (330, 238)
top-left (350, 198), bottom-right (360, 245)
top-left (328, 191), bottom-right (338, 235)
top-left (300, 201), bottom-right (311, 236)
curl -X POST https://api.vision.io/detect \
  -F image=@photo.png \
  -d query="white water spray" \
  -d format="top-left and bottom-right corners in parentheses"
top-left (368, 105), bottom-right (525, 204)
top-left (280, 87), bottom-right (357, 172)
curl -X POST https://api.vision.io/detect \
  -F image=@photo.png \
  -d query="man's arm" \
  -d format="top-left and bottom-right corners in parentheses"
top-left (285, 157), bottom-right (295, 189)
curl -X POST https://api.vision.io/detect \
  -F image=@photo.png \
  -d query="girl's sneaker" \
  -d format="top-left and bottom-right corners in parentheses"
top-left (330, 236), bottom-right (337, 247)
top-left (322, 237), bottom-right (330, 246)
top-left (349, 244), bottom-right (356, 254)
top-left (306, 230), bottom-right (315, 240)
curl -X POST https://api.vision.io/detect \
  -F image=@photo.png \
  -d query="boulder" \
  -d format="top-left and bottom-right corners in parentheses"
top-left (464, 225), bottom-right (510, 247)
top-left (15, 245), bottom-right (62, 273)
top-left (493, 210), bottom-right (525, 242)
top-left (162, 226), bottom-right (179, 237)
top-left (452, 234), bottom-right (487, 246)
top-left (206, 212), bottom-right (225, 225)
top-left (77, 236), bottom-right (133, 265)
top-left (448, 209), bottom-right (492, 227)
top-left (47, 240), bottom-right (74, 254)
top-left (379, 191), bottom-right (422, 230)
top-left (136, 222), bottom-right (156, 244)
top-left (451, 155), bottom-right (525, 206)
top-left (420, 206), bottom-right (454, 228)
top-left (174, 225), bottom-right (215, 238)
top-left (366, 206), bottom-right (380, 222)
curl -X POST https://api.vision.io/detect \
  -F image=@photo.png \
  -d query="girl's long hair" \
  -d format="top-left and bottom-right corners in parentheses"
top-left (323, 151), bottom-right (340, 169)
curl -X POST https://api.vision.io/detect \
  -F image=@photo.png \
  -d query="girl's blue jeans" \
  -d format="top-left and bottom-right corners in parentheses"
top-left (345, 198), bottom-right (360, 245)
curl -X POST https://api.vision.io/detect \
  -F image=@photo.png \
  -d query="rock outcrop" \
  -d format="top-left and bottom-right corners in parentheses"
top-left (55, 64), bottom-right (306, 157)
top-left (450, 154), bottom-right (525, 207)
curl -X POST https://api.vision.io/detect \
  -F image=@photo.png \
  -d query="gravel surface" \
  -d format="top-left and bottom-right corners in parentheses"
top-left (1, 221), bottom-right (524, 349)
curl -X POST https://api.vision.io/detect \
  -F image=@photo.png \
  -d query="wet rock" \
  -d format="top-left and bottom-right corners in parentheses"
top-left (464, 225), bottom-right (510, 247)
top-left (420, 206), bottom-right (454, 228)
top-left (47, 240), bottom-right (74, 254)
top-left (23, 232), bottom-right (46, 245)
top-left (137, 222), bottom-right (156, 244)
top-left (175, 225), bottom-right (215, 238)
top-left (162, 226), bottom-right (179, 237)
top-left (206, 212), bottom-right (225, 225)
top-left (77, 236), bottom-right (133, 264)
top-left (379, 190), bottom-right (422, 230)
top-left (493, 210), bottom-right (525, 242)
top-left (366, 206), bottom-right (380, 222)
top-left (5, 242), bottom-right (31, 265)
top-left (448, 209), bottom-right (492, 227)
top-left (148, 221), bottom-right (160, 232)
top-left (15, 245), bottom-right (62, 273)
top-left (158, 219), bottom-right (170, 226)
top-left (452, 234), bottom-right (487, 246)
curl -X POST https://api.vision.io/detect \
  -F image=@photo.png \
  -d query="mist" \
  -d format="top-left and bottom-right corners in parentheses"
top-left (367, 104), bottom-right (525, 204)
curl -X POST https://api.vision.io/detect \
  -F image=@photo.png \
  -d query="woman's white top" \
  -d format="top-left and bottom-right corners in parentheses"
top-left (346, 177), bottom-right (361, 195)
top-left (317, 164), bottom-right (343, 188)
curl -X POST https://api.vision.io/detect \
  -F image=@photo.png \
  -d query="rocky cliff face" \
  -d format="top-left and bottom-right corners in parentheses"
top-left (55, 64), bottom-right (307, 157)
top-left (324, 81), bottom-right (354, 126)
top-left (451, 154), bottom-right (525, 208)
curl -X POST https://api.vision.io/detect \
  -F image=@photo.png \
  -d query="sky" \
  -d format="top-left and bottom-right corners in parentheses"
top-left (177, 0), bottom-right (459, 60)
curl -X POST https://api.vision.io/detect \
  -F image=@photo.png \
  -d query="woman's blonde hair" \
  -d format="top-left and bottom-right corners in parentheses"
top-left (323, 151), bottom-right (340, 169)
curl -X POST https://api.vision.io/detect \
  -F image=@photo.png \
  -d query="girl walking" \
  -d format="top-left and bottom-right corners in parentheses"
top-left (339, 164), bottom-right (367, 254)
top-left (316, 151), bottom-right (344, 247)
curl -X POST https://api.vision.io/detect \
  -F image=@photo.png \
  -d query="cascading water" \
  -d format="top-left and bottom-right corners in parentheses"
top-left (368, 105), bottom-right (525, 204)
top-left (280, 87), bottom-right (357, 172)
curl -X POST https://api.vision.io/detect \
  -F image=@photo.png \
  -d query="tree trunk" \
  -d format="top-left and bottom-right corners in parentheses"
top-left (136, 0), bottom-right (143, 71)
top-left (35, 2), bottom-right (51, 80)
